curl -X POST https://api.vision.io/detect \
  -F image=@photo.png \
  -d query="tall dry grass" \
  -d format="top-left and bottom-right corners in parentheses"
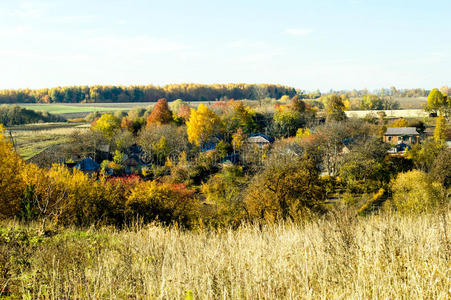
top-left (2, 209), bottom-right (450, 299)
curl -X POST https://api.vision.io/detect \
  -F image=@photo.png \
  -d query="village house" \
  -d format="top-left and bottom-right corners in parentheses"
top-left (246, 133), bottom-right (274, 148)
top-left (74, 157), bottom-right (100, 174)
top-left (383, 127), bottom-right (420, 145)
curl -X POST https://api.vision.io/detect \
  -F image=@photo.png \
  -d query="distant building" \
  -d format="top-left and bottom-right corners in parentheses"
top-left (247, 133), bottom-right (274, 148)
top-left (383, 127), bottom-right (420, 144)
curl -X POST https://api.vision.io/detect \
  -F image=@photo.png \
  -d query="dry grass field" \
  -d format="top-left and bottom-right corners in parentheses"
top-left (7, 123), bottom-right (88, 159)
top-left (1, 209), bottom-right (449, 299)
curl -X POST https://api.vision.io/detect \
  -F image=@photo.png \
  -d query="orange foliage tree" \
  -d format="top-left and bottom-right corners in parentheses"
top-left (146, 98), bottom-right (173, 127)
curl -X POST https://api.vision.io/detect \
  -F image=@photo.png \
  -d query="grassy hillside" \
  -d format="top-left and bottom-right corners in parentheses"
top-left (1, 210), bottom-right (449, 299)
top-left (7, 123), bottom-right (88, 160)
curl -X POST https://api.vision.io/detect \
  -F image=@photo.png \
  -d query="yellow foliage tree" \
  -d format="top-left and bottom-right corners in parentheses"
top-left (125, 181), bottom-right (196, 226)
top-left (91, 113), bottom-right (121, 140)
top-left (0, 125), bottom-right (25, 218)
top-left (434, 116), bottom-right (448, 142)
top-left (389, 118), bottom-right (408, 127)
top-left (186, 104), bottom-right (219, 147)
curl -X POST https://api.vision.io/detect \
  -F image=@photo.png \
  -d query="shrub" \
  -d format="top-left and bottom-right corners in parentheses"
top-left (125, 181), bottom-right (197, 227)
top-left (0, 126), bottom-right (26, 218)
top-left (244, 153), bottom-right (325, 222)
top-left (389, 170), bottom-right (441, 214)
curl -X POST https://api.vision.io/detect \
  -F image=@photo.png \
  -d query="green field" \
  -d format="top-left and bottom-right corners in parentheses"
top-left (18, 104), bottom-right (127, 114)
top-left (12, 101), bottom-right (211, 118)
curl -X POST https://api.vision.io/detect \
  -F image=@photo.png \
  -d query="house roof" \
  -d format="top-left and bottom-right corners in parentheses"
top-left (384, 127), bottom-right (419, 136)
top-left (75, 157), bottom-right (100, 171)
top-left (247, 133), bottom-right (275, 143)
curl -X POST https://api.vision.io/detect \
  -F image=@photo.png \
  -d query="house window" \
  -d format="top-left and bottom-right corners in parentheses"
top-left (388, 136), bottom-right (392, 142)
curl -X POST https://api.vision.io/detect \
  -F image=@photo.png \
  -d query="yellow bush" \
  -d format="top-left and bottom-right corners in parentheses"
top-left (0, 125), bottom-right (26, 218)
top-left (389, 170), bottom-right (441, 214)
top-left (126, 181), bottom-right (196, 226)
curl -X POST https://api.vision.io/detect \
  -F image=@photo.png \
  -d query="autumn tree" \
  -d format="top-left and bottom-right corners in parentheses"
top-left (324, 94), bottom-right (347, 122)
top-left (433, 116), bottom-right (448, 142)
top-left (146, 98), bottom-right (173, 127)
top-left (406, 138), bottom-right (445, 172)
top-left (0, 125), bottom-right (25, 218)
top-left (426, 88), bottom-right (445, 113)
top-left (272, 110), bottom-right (305, 138)
top-left (290, 95), bottom-right (306, 113)
top-left (177, 104), bottom-right (191, 122)
top-left (91, 113), bottom-right (121, 140)
top-left (201, 165), bottom-right (246, 226)
top-left (125, 181), bottom-right (197, 227)
top-left (389, 170), bottom-right (441, 214)
top-left (430, 148), bottom-right (451, 188)
top-left (389, 118), bottom-right (408, 128)
top-left (232, 128), bottom-right (246, 153)
top-left (361, 94), bottom-right (383, 110)
top-left (339, 138), bottom-right (391, 192)
top-left (186, 104), bottom-right (219, 147)
top-left (121, 116), bottom-right (145, 134)
top-left (138, 124), bottom-right (189, 164)
top-left (244, 152), bottom-right (325, 222)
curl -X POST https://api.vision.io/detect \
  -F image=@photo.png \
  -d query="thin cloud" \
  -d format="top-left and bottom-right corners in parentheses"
top-left (284, 28), bottom-right (314, 36)
top-left (52, 15), bottom-right (97, 23)
top-left (0, 26), bottom-right (32, 37)
top-left (87, 35), bottom-right (191, 55)
top-left (9, 2), bottom-right (43, 18)
top-left (226, 40), bottom-right (267, 49)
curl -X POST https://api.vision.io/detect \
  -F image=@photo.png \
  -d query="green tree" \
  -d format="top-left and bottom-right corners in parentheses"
top-left (272, 110), bottom-right (305, 138)
top-left (201, 165), bottom-right (246, 226)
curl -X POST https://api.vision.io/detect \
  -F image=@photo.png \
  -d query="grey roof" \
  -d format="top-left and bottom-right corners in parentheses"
top-left (384, 127), bottom-right (419, 136)
top-left (247, 133), bottom-right (275, 143)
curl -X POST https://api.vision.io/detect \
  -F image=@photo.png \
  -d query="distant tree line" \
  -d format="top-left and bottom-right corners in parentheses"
top-left (0, 83), bottom-right (297, 104)
top-left (301, 87), bottom-right (440, 100)
top-left (0, 105), bottom-right (65, 126)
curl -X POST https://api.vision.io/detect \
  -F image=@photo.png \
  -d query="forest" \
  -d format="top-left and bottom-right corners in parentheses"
top-left (0, 83), bottom-right (297, 104)
top-left (0, 83), bottom-right (444, 105)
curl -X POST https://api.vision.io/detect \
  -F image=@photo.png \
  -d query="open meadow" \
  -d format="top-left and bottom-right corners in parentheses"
top-left (1, 209), bottom-right (449, 299)
top-left (7, 123), bottom-right (88, 160)
top-left (15, 101), bottom-right (212, 119)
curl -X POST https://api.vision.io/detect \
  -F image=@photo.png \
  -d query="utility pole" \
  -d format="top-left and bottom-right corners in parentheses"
top-left (9, 130), bottom-right (17, 151)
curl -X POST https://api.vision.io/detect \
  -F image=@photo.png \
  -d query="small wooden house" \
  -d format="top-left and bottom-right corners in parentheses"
top-left (383, 127), bottom-right (420, 144)
top-left (247, 134), bottom-right (274, 148)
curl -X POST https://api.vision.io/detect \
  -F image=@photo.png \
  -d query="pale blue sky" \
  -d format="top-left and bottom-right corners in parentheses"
top-left (0, 0), bottom-right (450, 91)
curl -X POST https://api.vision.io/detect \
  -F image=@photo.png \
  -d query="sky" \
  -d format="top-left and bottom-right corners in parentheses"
top-left (0, 0), bottom-right (450, 91)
